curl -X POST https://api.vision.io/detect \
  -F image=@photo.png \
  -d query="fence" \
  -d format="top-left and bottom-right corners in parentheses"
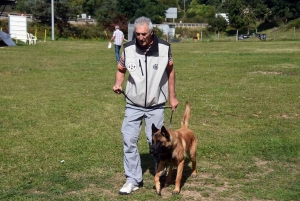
top-left (172, 27), bottom-right (300, 42)
top-left (168, 22), bottom-right (208, 28)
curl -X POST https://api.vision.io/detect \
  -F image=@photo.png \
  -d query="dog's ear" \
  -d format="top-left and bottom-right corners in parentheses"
top-left (161, 126), bottom-right (170, 141)
top-left (152, 123), bottom-right (159, 134)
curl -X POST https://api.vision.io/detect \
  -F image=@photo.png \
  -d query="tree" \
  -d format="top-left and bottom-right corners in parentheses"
top-left (207, 0), bottom-right (225, 12)
top-left (82, 0), bottom-right (103, 17)
top-left (178, 0), bottom-right (192, 12)
top-left (269, 0), bottom-right (300, 22)
top-left (224, 0), bottom-right (251, 32)
top-left (242, 7), bottom-right (256, 33)
top-left (116, 0), bottom-right (169, 24)
top-left (159, 0), bottom-right (178, 7)
top-left (207, 14), bottom-right (227, 32)
top-left (19, 0), bottom-right (74, 24)
top-left (134, 0), bottom-right (168, 24)
top-left (95, 0), bottom-right (118, 29)
top-left (116, 0), bottom-right (143, 23)
top-left (186, 0), bottom-right (215, 22)
top-left (251, 0), bottom-right (269, 23)
top-left (68, 0), bottom-right (85, 15)
top-left (15, 0), bottom-right (27, 12)
top-left (18, 0), bottom-right (75, 37)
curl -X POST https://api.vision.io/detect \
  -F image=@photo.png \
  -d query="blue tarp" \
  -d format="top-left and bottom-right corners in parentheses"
top-left (0, 31), bottom-right (17, 46)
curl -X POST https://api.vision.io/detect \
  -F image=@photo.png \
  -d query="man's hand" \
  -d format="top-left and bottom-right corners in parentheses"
top-left (169, 97), bottom-right (179, 111)
top-left (113, 85), bottom-right (123, 94)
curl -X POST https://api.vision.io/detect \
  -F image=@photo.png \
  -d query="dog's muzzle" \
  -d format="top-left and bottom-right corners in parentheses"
top-left (150, 141), bottom-right (162, 156)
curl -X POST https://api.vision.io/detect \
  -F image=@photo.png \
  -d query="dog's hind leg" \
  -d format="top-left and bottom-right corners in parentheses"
top-left (189, 140), bottom-right (197, 177)
top-left (190, 157), bottom-right (197, 178)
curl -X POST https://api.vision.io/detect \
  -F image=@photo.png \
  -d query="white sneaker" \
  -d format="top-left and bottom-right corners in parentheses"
top-left (119, 182), bottom-right (139, 195)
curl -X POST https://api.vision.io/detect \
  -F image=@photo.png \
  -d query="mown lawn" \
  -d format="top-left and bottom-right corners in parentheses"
top-left (0, 40), bottom-right (299, 200)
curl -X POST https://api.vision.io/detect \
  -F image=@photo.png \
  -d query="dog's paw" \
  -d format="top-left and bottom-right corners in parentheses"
top-left (156, 190), bottom-right (162, 196)
top-left (191, 173), bottom-right (197, 178)
top-left (172, 190), bottom-right (180, 195)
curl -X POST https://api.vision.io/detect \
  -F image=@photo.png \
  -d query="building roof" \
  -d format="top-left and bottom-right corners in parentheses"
top-left (0, 0), bottom-right (17, 6)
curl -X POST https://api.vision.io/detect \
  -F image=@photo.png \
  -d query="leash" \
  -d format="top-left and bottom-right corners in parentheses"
top-left (117, 89), bottom-right (135, 105)
top-left (117, 89), bottom-right (174, 128)
top-left (168, 110), bottom-right (174, 129)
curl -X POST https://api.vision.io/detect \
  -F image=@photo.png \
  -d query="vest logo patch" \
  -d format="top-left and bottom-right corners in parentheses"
top-left (127, 62), bottom-right (137, 72)
top-left (153, 64), bottom-right (158, 70)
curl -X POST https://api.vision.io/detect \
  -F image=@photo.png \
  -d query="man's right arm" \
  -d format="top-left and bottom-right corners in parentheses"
top-left (113, 69), bottom-right (126, 94)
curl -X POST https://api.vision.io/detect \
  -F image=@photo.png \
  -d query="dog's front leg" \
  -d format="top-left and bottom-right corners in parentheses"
top-left (165, 163), bottom-right (173, 187)
top-left (154, 162), bottom-right (165, 195)
top-left (173, 160), bottom-right (184, 194)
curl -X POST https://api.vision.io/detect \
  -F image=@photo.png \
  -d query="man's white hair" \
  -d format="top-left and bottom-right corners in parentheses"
top-left (134, 16), bottom-right (153, 33)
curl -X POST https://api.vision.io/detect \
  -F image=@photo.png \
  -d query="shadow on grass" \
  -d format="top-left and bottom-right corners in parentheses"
top-left (140, 153), bottom-right (194, 189)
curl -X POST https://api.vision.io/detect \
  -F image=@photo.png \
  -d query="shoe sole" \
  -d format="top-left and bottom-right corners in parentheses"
top-left (119, 187), bottom-right (139, 195)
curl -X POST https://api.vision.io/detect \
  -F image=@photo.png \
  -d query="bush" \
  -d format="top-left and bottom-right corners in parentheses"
top-left (286, 18), bottom-right (300, 29)
top-left (175, 27), bottom-right (206, 39)
top-left (153, 26), bottom-right (164, 38)
top-left (257, 20), bottom-right (279, 31)
top-left (27, 21), bottom-right (107, 40)
top-left (69, 24), bottom-right (104, 39)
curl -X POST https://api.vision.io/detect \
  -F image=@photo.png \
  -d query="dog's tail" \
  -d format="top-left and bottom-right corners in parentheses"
top-left (181, 102), bottom-right (191, 129)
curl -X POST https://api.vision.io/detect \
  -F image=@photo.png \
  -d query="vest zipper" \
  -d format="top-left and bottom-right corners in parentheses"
top-left (144, 55), bottom-right (148, 107)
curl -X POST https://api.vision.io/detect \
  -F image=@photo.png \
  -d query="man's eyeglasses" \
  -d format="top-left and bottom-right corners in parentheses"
top-left (135, 32), bottom-right (148, 36)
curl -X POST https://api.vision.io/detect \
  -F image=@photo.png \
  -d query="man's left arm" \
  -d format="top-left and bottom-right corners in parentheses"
top-left (166, 63), bottom-right (179, 110)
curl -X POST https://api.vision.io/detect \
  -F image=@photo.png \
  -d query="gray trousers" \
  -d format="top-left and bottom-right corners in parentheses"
top-left (121, 104), bottom-right (165, 186)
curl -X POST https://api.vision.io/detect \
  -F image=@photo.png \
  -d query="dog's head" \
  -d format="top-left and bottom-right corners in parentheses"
top-left (151, 124), bottom-right (171, 157)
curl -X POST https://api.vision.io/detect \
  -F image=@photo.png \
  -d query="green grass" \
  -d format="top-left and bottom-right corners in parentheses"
top-left (1, 40), bottom-right (300, 200)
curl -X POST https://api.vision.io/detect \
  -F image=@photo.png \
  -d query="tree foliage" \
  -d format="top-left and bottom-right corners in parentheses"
top-left (14, 0), bottom-right (300, 37)
top-left (208, 14), bottom-right (227, 32)
top-left (186, 0), bottom-right (215, 22)
top-left (116, 0), bottom-right (143, 23)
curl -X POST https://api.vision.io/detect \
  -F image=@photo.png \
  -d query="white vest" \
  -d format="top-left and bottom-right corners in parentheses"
top-left (123, 36), bottom-right (170, 108)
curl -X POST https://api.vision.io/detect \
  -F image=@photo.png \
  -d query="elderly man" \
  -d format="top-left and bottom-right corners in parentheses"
top-left (112, 16), bottom-right (179, 195)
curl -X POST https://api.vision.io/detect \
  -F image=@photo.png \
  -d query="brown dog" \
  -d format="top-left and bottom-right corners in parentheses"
top-left (151, 102), bottom-right (197, 195)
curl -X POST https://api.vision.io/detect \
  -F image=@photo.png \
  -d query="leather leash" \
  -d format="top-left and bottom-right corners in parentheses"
top-left (168, 110), bottom-right (174, 129)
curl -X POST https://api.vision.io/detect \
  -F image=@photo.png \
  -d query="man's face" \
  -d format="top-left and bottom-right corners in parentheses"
top-left (135, 23), bottom-right (153, 47)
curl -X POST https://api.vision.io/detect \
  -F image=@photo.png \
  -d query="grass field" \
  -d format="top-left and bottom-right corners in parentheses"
top-left (1, 40), bottom-right (300, 200)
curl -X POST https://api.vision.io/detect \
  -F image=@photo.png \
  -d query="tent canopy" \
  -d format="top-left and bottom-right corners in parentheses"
top-left (0, 31), bottom-right (16, 46)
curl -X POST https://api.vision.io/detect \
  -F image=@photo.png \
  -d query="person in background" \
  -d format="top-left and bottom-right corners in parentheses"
top-left (112, 16), bottom-right (179, 195)
top-left (109, 25), bottom-right (125, 63)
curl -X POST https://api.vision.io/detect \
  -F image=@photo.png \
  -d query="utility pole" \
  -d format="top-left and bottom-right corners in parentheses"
top-left (51, 0), bottom-right (54, 40)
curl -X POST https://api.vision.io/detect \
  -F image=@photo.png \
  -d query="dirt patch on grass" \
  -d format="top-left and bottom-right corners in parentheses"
top-left (249, 71), bottom-right (282, 75)
top-left (270, 113), bottom-right (300, 119)
top-left (253, 157), bottom-right (274, 176)
top-left (0, 71), bottom-right (11, 76)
